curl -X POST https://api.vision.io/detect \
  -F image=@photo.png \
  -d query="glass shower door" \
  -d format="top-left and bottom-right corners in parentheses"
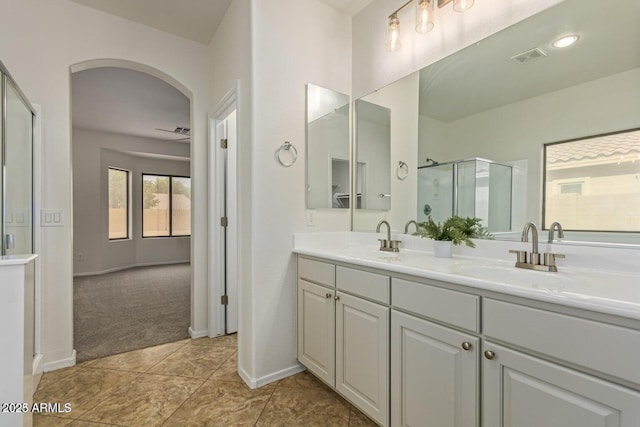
top-left (3, 77), bottom-right (34, 255)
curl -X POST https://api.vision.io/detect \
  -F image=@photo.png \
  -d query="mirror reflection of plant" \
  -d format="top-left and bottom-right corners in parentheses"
top-left (417, 216), bottom-right (492, 248)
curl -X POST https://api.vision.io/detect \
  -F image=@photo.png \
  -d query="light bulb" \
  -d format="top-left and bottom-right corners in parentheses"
top-left (387, 15), bottom-right (401, 51)
top-left (552, 35), bottom-right (579, 48)
top-left (415, 0), bottom-right (434, 34)
top-left (453, 0), bottom-right (475, 12)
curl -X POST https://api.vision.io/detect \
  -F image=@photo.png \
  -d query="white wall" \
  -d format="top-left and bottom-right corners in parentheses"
top-left (352, 0), bottom-right (564, 98)
top-left (248, 0), bottom-right (352, 384)
top-left (0, 0), bottom-right (210, 367)
top-left (73, 128), bottom-right (190, 275)
top-left (207, 0), bottom-right (255, 381)
top-left (420, 67), bottom-right (640, 224)
top-left (353, 72), bottom-right (419, 233)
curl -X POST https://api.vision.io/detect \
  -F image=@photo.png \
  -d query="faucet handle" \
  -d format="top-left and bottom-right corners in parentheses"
top-left (544, 252), bottom-right (565, 267)
top-left (389, 240), bottom-right (402, 251)
top-left (509, 249), bottom-right (527, 264)
top-left (378, 238), bottom-right (389, 249)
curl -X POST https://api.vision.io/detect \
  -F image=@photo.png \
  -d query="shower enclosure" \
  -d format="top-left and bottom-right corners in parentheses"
top-left (418, 158), bottom-right (512, 232)
top-left (1, 60), bottom-right (34, 255)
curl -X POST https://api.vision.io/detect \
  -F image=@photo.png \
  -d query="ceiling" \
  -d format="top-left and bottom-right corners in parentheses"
top-left (72, 67), bottom-right (190, 142)
top-left (70, 0), bottom-right (372, 44)
top-left (419, 0), bottom-right (640, 122)
top-left (70, 0), bottom-right (232, 44)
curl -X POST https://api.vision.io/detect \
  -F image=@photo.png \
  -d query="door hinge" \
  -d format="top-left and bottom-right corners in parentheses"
top-left (220, 138), bottom-right (228, 149)
top-left (221, 295), bottom-right (229, 305)
top-left (221, 217), bottom-right (228, 227)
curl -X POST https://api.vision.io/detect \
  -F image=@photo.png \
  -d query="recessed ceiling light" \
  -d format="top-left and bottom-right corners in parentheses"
top-left (552, 35), bottom-right (579, 48)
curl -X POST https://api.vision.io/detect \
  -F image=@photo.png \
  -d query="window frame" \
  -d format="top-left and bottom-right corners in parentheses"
top-left (108, 167), bottom-right (131, 241)
top-left (141, 173), bottom-right (191, 238)
top-left (542, 127), bottom-right (640, 233)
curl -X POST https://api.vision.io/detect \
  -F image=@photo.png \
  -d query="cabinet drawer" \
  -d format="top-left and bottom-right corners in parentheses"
top-left (336, 266), bottom-right (389, 304)
top-left (298, 257), bottom-right (335, 287)
top-left (484, 299), bottom-right (640, 385)
top-left (392, 278), bottom-right (479, 332)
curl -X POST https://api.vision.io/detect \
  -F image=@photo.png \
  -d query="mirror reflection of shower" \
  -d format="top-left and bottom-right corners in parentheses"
top-left (418, 158), bottom-right (513, 232)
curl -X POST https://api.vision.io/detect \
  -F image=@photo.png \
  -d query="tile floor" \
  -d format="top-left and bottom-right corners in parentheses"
top-left (34, 335), bottom-right (377, 426)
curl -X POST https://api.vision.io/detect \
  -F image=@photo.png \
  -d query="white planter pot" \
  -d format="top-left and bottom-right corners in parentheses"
top-left (433, 240), bottom-right (453, 258)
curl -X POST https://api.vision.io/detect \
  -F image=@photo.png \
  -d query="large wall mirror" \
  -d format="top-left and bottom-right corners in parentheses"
top-left (306, 84), bottom-right (350, 209)
top-left (353, 0), bottom-right (640, 245)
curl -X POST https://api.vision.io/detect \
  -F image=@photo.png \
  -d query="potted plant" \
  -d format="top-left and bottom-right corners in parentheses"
top-left (417, 216), bottom-right (491, 258)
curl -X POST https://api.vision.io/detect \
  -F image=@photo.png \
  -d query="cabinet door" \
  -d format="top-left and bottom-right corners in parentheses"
top-left (391, 310), bottom-right (479, 427)
top-left (297, 279), bottom-right (335, 386)
top-left (336, 292), bottom-right (389, 426)
top-left (483, 342), bottom-right (640, 427)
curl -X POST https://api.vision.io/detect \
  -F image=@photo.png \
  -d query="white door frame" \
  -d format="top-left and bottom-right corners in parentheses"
top-left (209, 82), bottom-right (239, 337)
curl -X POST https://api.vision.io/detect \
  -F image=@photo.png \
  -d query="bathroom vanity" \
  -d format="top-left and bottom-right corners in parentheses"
top-left (294, 233), bottom-right (640, 427)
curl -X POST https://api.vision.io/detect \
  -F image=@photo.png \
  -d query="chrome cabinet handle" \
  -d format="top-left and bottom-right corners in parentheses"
top-left (461, 342), bottom-right (472, 351)
top-left (325, 293), bottom-right (332, 299)
top-left (334, 295), bottom-right (340, 301)
top-left (484, 350), bottom-right (495, 360)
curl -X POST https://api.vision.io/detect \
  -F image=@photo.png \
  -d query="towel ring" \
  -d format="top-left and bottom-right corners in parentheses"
top-left (397, 161), bottom-right (409, 180)
top-left (275, 141), bottom-right (297, 167)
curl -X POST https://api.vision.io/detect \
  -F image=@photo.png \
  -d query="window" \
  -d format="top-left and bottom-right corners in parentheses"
top-left (108, 168), bottom-right (129, 240)
top-left (543, 129), bottom-right (640, 232)
top-left (142, 174), bottom-right (191, 237)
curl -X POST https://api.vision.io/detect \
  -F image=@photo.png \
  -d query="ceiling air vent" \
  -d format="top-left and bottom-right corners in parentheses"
top-left (510, 47), bottom-right (547, 64)
top-left (174, 126), bottom-right (190, 135)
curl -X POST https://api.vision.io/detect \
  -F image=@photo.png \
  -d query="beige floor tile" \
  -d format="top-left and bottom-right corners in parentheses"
top-left (189, 334), bottom-right (237, 348)
top-left (78, 374), bottom-right (203, 427)
top-left (276, 370), bottom-right (327, 389)
top-left (36, 366), bottom-right (83, 393)
top-left (256, 385), bottom-right (351, 426)
top-left (67, 420), bottom-right (119, 426)
top-left (83, 342), bottom-right (187, 373)
top-left (33, 369), bottom-right (139, 419)
top-left (209, 351), bottom-right (242, 382)
top-left (164, 379), bottom-right (275, 426)
top-left (349, 406), bottom-right (378, 426)
top-left (33, 414), bottom-right (73, 426)
top-left (148, 344), bottom-right (236, 379)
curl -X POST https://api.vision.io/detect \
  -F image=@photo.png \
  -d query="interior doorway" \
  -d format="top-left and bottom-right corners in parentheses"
top-left (70, 63), bottom-right (193, 361)
top-left (210, 87), bottom-right (239, 337)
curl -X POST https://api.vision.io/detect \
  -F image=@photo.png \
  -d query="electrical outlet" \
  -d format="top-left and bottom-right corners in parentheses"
top-left (306, 210), bottom-right (316, 226)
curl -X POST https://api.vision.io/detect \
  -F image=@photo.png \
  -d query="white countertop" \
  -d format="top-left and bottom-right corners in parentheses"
top-left (293, 233), bottom-right (640, 321)
top-left (0, 254), bottom-right (37, 266)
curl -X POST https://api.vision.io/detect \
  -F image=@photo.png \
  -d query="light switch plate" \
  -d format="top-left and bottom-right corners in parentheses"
top-left (41, 209), bottom-right (64, 227)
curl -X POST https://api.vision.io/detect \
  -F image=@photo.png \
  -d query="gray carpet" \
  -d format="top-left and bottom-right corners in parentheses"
top-left (74, 263), bottom-right (191, 362)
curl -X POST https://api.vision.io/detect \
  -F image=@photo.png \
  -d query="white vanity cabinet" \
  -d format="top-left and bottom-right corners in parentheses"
top-left (295, 253), bottom-right (640, 427)
top-left (297, 257), bottom-right (390, 426)
top-left (482, 342), bottom-right (640, 427)
top-left (391, 278), bottom-right (480, 427)
top-left (482, 298), bottom-right (640, 427)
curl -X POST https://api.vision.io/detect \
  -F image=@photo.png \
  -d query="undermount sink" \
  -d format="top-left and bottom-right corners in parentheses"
top-left (348, 248), bottom-right (400, 261)
top-left (454, 263), bottom-right (577, 291)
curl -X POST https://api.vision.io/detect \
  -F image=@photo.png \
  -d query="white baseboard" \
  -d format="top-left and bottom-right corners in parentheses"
top-left (43, 350), bottom-right (76, 372)
top-left (74, 260), bottom-right (190, 277)
top-left (238, 363), bottom-right (306, 389)
top-left (188, 326), bottom-right (208, 339)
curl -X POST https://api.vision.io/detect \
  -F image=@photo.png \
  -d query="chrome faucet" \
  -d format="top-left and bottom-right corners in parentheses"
top-left (404, 220), bottom-right (418, 234)
top-left (376, 220), bottom-right (401, 252)
top-left (548, 222), bottom-right (564, 243)
top-left (510, 222), bottom-right (565, 272)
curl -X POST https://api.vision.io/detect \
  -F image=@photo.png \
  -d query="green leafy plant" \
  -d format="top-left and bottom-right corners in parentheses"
top-left (417, 216), bottom-right (492, 248)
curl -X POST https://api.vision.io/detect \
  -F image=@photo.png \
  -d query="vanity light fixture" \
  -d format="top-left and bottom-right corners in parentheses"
top-left (552, 34), bottom-right (580, 48)
top-left (387, 0), bottom-right (476, 51)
